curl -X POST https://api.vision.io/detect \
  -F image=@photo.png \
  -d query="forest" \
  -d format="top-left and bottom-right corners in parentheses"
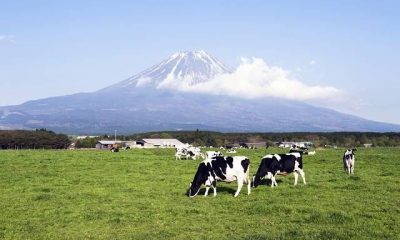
top-left (0, 129), bottom-right (70, 149)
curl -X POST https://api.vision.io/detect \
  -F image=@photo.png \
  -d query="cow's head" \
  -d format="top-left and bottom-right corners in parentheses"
top-left (252, 173), bottom-right (273, 188)
top-left (252, 175), bottom-right (264, 188)
top-left (188, 163), bottom-right (209, 197)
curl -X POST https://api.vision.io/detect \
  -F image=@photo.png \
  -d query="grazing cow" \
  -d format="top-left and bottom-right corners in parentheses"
top-left (343, 148), bottom-right (356, 174)
top-left (187, 146), bottom-right (203, 160)
top-left (290, 145), bottom-right (316, 156)
top-left (252, 153), bottom-right (306, 188)
top-left (110, 147), bottom-right (119, 152)
top-left (205, 151), bottom-right (223, 159)
top-left (175, 146), bottom-right (188, 160)
top-left (220, 145), bottom-right (234, 150)
top-left (175, 146), bottom-right (203, 160)
top-left (188, 156), bottom-right (251, 197)
top-left (227, 148), bottom-right (237, 154)
top-left (239, 143), bottom-right (249, 149)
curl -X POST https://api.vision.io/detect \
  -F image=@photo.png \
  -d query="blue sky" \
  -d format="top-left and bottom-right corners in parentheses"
top-left (1, 0), bottom-right (399, 123)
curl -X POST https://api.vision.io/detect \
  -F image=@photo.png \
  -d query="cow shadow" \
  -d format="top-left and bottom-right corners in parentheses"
top-left (184, 185), bottom-right (239, 196)
top-left (258, 179), bottom-right (283, 186)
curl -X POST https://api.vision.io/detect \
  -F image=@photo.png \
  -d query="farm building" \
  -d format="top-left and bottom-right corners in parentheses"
top-left (244, 142), bottom-right (267, 148)
top-left (131, 138), bottom-right (184, 148)
top-left (275, 141), bottom-right (314, 148)
top-left (95, 140), bottom-right (124, 149)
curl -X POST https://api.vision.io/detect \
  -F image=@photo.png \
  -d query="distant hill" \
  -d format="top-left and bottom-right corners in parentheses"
top-left (1, 50), bottom-right (399, 134)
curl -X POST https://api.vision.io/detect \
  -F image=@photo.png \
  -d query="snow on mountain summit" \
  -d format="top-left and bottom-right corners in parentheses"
top-left (101, 50), bottom-right (231, 92)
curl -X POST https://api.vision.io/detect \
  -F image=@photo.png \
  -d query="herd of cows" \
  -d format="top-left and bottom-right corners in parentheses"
top-left (175, 145), bottom-right (357, 198)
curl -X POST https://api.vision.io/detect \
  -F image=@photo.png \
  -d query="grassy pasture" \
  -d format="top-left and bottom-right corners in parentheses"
top-left (0, 148), bottom-right (399, 239)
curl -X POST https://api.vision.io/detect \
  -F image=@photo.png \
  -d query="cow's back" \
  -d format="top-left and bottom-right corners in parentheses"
top-left (222, 156), bottom-right (250, 181)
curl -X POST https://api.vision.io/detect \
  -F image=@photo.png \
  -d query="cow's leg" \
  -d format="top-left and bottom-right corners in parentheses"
top-left (243, 175), bottom-right (251, 195)
top-left (270, 176), bottom-right (275, 188)
top-left (293, 171), bottom-right (299, 186)
top-left (212, 181), bottom-right (217, 197)
top-left (274, 176), bottom-right (278, 187)
top-left (272, 175), bottom-right (278, 187)
top-left (204, 186), bottom-right (210, 197)
top-left (298, 169), bottom-right (306, 185)
top-left (266, 172), bottom-right (274, 187)
top-left (246, 176), bottom-right (251, 195)
top-left (234, 177), bottom-right (244, 197)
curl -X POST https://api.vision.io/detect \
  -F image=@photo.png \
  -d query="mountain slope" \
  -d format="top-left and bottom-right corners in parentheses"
top-left (99, 50), bottom-right (230, 93)
top-left (1, 50), bottom-right (399, 134)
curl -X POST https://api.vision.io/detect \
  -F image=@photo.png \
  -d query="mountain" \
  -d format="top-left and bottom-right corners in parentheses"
top-left (1, 50), bottom-right (400, 134)
top-left (99, 50), bottom-right (231, 93)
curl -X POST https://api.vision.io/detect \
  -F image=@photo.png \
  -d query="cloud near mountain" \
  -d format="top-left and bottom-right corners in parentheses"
top-left (157, 57), bottom-right (341, 101)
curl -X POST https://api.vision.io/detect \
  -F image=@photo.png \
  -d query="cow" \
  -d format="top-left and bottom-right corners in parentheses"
top-left (239, 143), bottom-right (249, 149)
top-left (188, 156), bottom-right (251, 197)
top-left (227, 148), bottom-right (237, 154)
top-left (187, 146), bottom-right (203, 160)
top-left (175, 146), bottom-right (203, 160)
top-left (175, 146), bottom-right (188, 160)
top-left (343, 148), bottom-right (356, 174)
top-left (205, 151), bottom-right (223, 159)
top-left (252, 153), bottom-right (306, 188)
top-left (110, 147), bottom-right (119, 152)
top-left (290, 145), bottom-right (316, 156)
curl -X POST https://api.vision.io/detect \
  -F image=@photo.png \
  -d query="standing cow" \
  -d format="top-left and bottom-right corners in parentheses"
top-left (343, 148), bottom-right (356, 174)
top-left (252, 153), bottom-right (306, 188)
top-left (188, 156), bottom-right (251, 197)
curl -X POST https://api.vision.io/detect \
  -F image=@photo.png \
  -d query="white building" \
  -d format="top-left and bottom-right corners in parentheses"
top-left (95, 140), bottom-right (124, 149)
top-left (133, 138), bottom-right (184, 148)
top-left (276, 141), bottom-right (314, 148)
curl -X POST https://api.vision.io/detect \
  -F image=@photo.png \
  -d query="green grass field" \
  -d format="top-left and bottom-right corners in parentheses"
top-left (0, 148), bottom-right (399, 239)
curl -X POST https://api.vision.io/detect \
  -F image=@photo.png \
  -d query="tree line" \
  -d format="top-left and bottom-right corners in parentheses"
top-left (0, 129), bottom-right (70, 149)
top-left (1, 129), bottom-right (399, 149)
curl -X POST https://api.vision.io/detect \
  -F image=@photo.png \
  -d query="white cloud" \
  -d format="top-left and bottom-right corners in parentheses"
top-left (157, 57), bottom-right (341, 101)
top-left (135, 77), bottom-right (152, 87)
top-left (309, 60), bottom-right (317, 65)
top-left (0, 35), bottom-right (15, 43)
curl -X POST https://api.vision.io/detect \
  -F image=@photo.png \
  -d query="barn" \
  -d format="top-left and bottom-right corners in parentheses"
top-left (133, 138), bottom-right (184, 148)
top-left (276, 141), bottom-right (314, 148)
top-left (95, 140), bottom-right (123, 150)
top-left (244, 142), bottom-right (267, 148)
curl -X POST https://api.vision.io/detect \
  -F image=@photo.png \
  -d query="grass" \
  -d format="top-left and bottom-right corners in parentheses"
top-left (0, 147), bottom-right (399, 239)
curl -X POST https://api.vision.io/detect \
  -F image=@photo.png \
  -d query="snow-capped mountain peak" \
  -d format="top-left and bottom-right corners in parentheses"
top-left (101, 50), bottom-right (231, 92)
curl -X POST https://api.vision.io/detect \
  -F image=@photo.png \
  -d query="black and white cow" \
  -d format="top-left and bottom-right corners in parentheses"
top-left (252, 153), bottom-right (306, 188)
top-left (290, 146), bottom-right (316, 156)
top-left (175, 146), bottom-right (203, 160)
top-left (205, 151), bottom-right (223, 159)
top-left (188, 156), bottom-right (251, 197)
top-left (343, 148), bottom-right (356, 174)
